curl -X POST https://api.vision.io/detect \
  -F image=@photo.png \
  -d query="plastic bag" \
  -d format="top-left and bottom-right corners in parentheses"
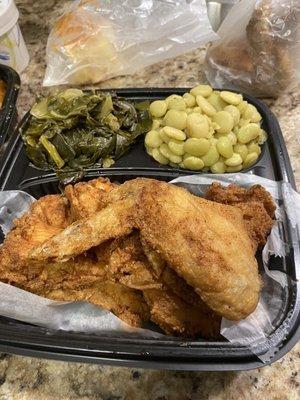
top-left (43, 0), bottom-right (218, 86)
top-left (204, 0), bottom-right (300, 97)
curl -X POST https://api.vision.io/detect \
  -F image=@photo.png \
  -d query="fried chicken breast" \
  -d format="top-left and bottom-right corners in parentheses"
top-left (29, 178), bottom-right (275, 321)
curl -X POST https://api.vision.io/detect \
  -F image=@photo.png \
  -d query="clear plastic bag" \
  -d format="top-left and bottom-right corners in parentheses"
top-left (43, 0), bottom-right (218, 87)
top-left (204, 0), bottom-right (300, 97)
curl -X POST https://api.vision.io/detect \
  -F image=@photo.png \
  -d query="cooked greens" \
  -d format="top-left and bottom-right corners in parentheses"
top-left (21, 89), bottom-right (151, 184)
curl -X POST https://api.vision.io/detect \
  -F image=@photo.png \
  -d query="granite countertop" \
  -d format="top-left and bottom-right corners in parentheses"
top-left (0, 1), bottom-right (299, 399)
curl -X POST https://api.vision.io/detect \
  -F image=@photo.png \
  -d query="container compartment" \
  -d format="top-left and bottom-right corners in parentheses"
top-left (0, 88), bottom-right (299, 370)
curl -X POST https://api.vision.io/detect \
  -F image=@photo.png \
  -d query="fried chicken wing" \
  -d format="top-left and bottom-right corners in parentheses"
top-left (143, 288), bottom-right (220, 338)
top-left (29, 178), bottom-right (274, 321)
top-left (0, 184), bottom-right (149, 327)
top-left (205, 182), bottom-right (275, 248)
top-left (65, 177), bottom-right (118, 221)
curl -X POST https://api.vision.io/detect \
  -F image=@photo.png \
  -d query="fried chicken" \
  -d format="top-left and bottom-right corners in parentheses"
top-left (0, 183), bottom-right (149, 327)
top-left (29, 178), bottom-right (275, 321)
top-left (205, 182), bottom-right (275, 248)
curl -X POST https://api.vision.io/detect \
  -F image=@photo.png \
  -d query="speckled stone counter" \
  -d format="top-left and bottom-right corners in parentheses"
top-left (0, 1), bottom-right (299, 399)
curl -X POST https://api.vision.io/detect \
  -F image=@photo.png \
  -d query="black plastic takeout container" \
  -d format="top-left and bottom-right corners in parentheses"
top-left (0, 88), bottom-right (299, 371)
top-left (0, 64), bottom-right (20, 151)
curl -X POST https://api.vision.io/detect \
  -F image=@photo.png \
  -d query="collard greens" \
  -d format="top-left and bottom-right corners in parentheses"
top-left (21, 89), bottom-right (151, 184)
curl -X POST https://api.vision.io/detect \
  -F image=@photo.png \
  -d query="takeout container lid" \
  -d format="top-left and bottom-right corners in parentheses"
top-left (0, 88), bottom-right (298, 371)
top-left (0, 0), bottom-right (18, 36)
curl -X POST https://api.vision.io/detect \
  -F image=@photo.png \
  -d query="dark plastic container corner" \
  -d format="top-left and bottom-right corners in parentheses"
top-left (0, 88), bottom-right (299, 371)
top-left (0, 64), bottom-right (20, 152)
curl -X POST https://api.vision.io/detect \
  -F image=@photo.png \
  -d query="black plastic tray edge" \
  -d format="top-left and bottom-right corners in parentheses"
top-left (0, 88), bottom-right (299, 371)
top-left (0, 65), bottom-right (20, 147)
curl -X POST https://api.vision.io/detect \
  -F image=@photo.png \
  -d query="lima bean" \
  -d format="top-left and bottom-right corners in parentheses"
top-left (184, 138), bottom-right (210, 157)
top-left (220, 91), bottom-right (242, 106)
top-left (224, 105), bottom-right (240, 125)
top-left (237, 123), bottom-right (260, 144)
top-left (213, 111), bottom-right (234, 134)
top-left (183, 156), bottom-right (205, 171)
top-left (243, 152), bottom-right (259, 168)
top-left (163, 110), bottom-right (187, 130)
top-left (168, 139), bottom-right (185, 156)
top-left (227, 131), bottom-right (237, 145)
top-left (191, 85), bottom-right (212, 98)
top-left (183, 92), bottom-right (196, 107)
top-left (151, 118), bottom-right (161, 130)
top-left (243, 104), bottom-right (262, 122)
top-left (226, 165), bottom-right (243, 172)
top-left (247, 142), bottom-right (261, 155)
top-left (145, 130), bottom-right (163, 148)
top-left (207, 91), bottom-right (227, 111)
top-left (149, 100), bottom-right (167, 118)
top-left (225, 153), bottom-right (243, 167)
top-left (196, 95), bottom-right (217, 116)
top-left (257, 129), bottom-right (268, 144)
top-left (216, 136), bottom-right (233, 158)
top-left (152, 148), bottom-right (169, 165)
top-left (211, 160), bottom-right (226, 174)
top-left (168, 98), bottom-right (186, 111)
top-left (159, 129), bottom-right (171, 143)
top-left (186, 113), bottom-right (209, 138)
top-left (201, 146), bottom-right (219, 166)
top-left (237, 101), bottom-right (248, 113)
top-left (233, 143), bottom-right (248, 161)
top-left (163, 126), bottom-right (186, 141)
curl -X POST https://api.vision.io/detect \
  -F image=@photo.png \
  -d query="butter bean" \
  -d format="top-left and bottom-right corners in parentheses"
top-left (165, 94), bottom-right (182, 104)
top-left (183, 156), bottom-right (205, 171)
top-left (213, 111), bottom-right (234, 134)
top-left (191, 84), bottom-right (213, 97)
top-left (159, 129), bottom-right (171, 143)
top-left (237, 123), bottom-right (261, 144)
top-left (201, 146), bottom-right (220, 166)
top-left (152, 148), bottom-right (169, 165)
top-left (237, 101), bottom-right (248, 113)
top-left (163, 126), bottom-right (186, 141)
top-left (168, 98), bottom-right (186, 111)
top-left (233, 143), bottom-right (248, 161)
top-left (226, 165), bottom-right (243, 172)
top-left (193, 106), bottom-right (202, 113)
top-left (227, 131), bottom-right (237, 145)
top-left (211, 160), bottom-right (226, 174)
top-left (183, 92), bottom-right (196, 107)
top-left (168, 139), bottom-right (185, 156)
top-left (186, 113), bottom-right (210, 138)
top-left (225, 153), bottom-right (243, 167)
top-left (243, 152), bottom-right (259, 168)
top-left (224, 105), bottom-right (240, 125)
top-left (184, 138), bottom-right (210, 156)
top-left (220, 91), bottom-right (242, 106)
top-left (207, 91), bottom-right (227, 111)
top-left (149, 100), bottom-right (167, 118)
top-left (247, 142), bottom-right (261, 155)
top-left (163, 110), bottom-right (187, 130)
top-left (196, 95), bottom-right (217, 116)
top-left (243, 104), bottom-right (262, 122)
top-left (151, 118), bottom-right (162, 130)
top-left (257, 129), bottom-right (268, 144)
top-left (145, 130), bottom-right (163, 148)
top-left (216, 136), bottom-right (233, 158)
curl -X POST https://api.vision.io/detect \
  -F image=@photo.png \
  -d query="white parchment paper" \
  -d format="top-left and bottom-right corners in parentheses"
top-left (0, 174), bottom-right (299, 361)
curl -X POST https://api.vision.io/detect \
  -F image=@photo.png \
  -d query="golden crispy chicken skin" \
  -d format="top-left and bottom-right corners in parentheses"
top-left (29, 178), bottom-right (274, 321)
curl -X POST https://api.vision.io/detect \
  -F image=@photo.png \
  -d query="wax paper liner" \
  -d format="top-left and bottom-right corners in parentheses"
top-left (0, 173), bottom-right (299, 361)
